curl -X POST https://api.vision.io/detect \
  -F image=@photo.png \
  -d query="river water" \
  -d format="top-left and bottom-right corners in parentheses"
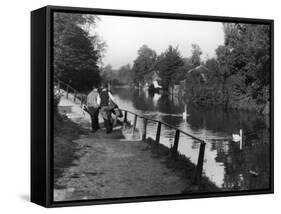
top-left (111, 86), bottom-right (271, 191)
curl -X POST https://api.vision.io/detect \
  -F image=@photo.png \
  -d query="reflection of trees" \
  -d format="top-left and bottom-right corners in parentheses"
top-left (191, 105), bottom-right (271, 191)
top-left (213, 130), bottom-right (270, 190)
top-left (111, 87), bottom-right (134, 102)
top-left (158, 95), bottom-right (182, 113)
top-left (161, 116), bottom-right (182, 130)
top-left (186, 104), bottom-right (269, 135)
top-left (132, 90), bottom-right (156, 111)
top-left (114, 88), bottom-right (270, 191)
top-left (113, 88), bottom-right (160, 111)
top-left (211, 141), bottom-right (230, 156)
top-left (221, 144), bottom-right (246, 190)
top-left (168, 94), bottom-right (182, 106)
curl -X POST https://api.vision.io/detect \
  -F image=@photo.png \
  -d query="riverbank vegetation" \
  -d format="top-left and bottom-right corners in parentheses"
top-left (53, 95), bottom-right (87, 188)
top-left (122, 23), bottom-right (270, 114)
top-left (54, 13), bottom-right (270, 114)
top-left (53, 9), bottom-right (271, 116)
top-left (100, 64), bottom-right (133, 86)
top-left (53, 13), bottom-right (106, 92)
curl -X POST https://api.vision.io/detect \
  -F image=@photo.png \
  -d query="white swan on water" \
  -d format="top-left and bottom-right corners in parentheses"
top-left (183, 104), bottom-right (190, 119)
top-left (232, 129), bottom-right (242, 142)
top-left (232, 129), bottom-right (243, 150)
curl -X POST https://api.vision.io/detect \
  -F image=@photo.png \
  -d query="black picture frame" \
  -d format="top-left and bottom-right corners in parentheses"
top-left (31, 5), bottom-right (274, 208)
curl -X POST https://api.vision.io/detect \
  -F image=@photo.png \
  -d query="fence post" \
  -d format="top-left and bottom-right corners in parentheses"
top-left (172, 130), bottom-right (180, 156)
top-left (155, 122), bottom-right (162, 144)
top-left (74, 91), bottom-right (77, 102)
top-left (193, 142), bottom-right (206, 185)
top-left (123, 111), bottom-right (127, 123)
top-left (57, 81), bottom-right (60, 93)
top-left (80, 95), bottom-right (84, 107)
top-left (142, 118), bottom-right (147, 141)
top-left (66, 85), bottom-right (69, 99)
top-left (133, 115), bottom-right (137, 132)
top-left (82, 96), bottom-right (85, 105)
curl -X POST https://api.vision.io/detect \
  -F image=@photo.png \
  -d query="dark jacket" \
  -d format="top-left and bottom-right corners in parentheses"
top-left (100, 90), bottom-right (109, 107)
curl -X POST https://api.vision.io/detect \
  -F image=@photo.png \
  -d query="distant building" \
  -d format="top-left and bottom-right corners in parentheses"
top-left (169, 65), bottom-right (209, 97)
top-left (144, 70), bottom-right (162, 89)
top-left (186, 65), bottom-right (209, 83)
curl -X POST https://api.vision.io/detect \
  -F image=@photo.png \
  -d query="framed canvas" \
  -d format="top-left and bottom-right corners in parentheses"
top-left (31, 5), bottom-right (274, 207)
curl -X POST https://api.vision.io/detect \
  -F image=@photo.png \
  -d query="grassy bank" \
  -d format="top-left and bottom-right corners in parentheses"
top-left (53, 112), bottom-right (88, 189)
top-left (144, 137), bottom-right (220, 193)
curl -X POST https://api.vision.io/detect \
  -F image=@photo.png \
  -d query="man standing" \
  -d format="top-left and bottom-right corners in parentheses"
top-left (87, 86), bottom-right (101, 132)
top-left (99, 83), bottom-right (115, 134)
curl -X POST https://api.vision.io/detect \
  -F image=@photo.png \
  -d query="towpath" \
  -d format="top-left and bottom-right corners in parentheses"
top-left (54, 95), bottom-right (187, 201)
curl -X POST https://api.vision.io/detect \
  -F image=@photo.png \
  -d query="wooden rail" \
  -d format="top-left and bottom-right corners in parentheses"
top-left (54, 78), bottom-right (87, 107)
top-left (120, 108), bottom-right (206, 185)
top-left (54, 77), bottom-right (206, 185)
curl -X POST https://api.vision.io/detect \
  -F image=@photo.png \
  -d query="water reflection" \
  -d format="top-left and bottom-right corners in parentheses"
top-left (112, 87), bottom-right (270, 191)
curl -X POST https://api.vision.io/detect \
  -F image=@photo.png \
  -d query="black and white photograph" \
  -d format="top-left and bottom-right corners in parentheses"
top-left (52, 9), bottom-right (272, 202)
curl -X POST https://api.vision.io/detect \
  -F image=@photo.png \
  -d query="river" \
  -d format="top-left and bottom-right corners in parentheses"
top-left (111, 86), bottom-right (271, 191)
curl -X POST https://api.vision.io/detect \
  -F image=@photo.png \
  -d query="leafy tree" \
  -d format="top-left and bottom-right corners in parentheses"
top-left (100, 64), bottom-right (115, 81)
top-left (215, 45), bottom-right (232, 107)
top-left (205, 58), bottom-right (221, 82)
top-left (182, 23), bottom-right (270, 113)
top-left (157, 45), bottom-right (184, 88)
top-left (54, 13), bottom-right (106, 92)
top-left (219, 23), bottom-right (270, 107)
top-left (117, 64), bottom-right (133, 84)
top-left (100, 64), bottom-right (133, 85)
top-left (190, 43), bottom-right (203, 67)
top-left (132, 45), bottom-right (157, 84)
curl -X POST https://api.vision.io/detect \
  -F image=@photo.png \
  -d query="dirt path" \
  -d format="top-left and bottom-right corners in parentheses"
top-left (54, 128), bottom-right (187, 201)
top-left (54, 94), bottom-right (188, 201)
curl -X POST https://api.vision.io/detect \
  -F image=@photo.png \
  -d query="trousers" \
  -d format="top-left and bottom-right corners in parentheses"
top-left (88, 107), bottom-right (100, 131)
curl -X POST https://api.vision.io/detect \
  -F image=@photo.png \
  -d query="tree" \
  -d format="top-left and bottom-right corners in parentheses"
top-left (157, 45), bottom-right (184, 88)
top-left (100, 64), bottom-right (133, 85)
top-left (117, 64), bottom-right (133, 84)
top-left (190, 43), bottom-right (203, 67)
top-left (215, 23), bottom-right (270, 111)
top-left (54, 13), bottom-right (106, 92)
top-left (100, 64), bottom-right (115, 81)
top-left (222, 23), bottom-right (270, 85)
top-left (205, 58), bottom-right (221, 81)
top-left (132, 45), bottom-right (157, 84)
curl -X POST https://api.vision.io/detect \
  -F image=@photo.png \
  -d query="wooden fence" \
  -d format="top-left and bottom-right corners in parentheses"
top-left (54, 77), bottom-right (206, 185)
top-left (121, 109), bottom-right (206, 185)
top-left (54, 78), bottom-right (87, 107)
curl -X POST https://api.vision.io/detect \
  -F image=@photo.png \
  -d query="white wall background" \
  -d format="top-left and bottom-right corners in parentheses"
top-left (0, 0), bottom-right (279, 212)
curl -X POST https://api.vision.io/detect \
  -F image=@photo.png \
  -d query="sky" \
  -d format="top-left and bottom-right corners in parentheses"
top-left (93, 15), bottom-right (225, 69)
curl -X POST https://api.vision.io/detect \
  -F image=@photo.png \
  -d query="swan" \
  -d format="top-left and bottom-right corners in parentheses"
top-left (232, 129), bottom-right (242, 142)
top-left (182, 104), bottom-right (190, 119)
top-left (232, 129), bottom-right (243, 150)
